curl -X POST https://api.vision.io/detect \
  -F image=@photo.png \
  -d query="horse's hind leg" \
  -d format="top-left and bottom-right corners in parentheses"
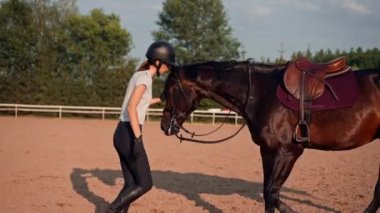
top-left (365, 165), bottom-right (380, 213)
top-left (260, 145), bottom-right (303, 213)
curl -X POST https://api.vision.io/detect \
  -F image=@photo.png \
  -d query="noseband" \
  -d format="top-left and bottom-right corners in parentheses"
top-left (167, 59), bottom-right (255, 144)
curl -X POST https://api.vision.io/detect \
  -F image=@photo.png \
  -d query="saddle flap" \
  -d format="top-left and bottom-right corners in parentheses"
top-left (283, 60), bottom-right (325, 100)
top-left (283, 57), bottom-right (349, 100)
top-left (277, 69), bottom-right (359, 112)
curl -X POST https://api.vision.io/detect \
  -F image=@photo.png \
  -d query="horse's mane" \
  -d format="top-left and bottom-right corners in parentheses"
top-left (180, 60), bottom-right (287, 74)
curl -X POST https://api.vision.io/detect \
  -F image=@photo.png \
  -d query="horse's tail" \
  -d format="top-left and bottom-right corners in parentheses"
top-left (365, 164), bottom-right (380, 213)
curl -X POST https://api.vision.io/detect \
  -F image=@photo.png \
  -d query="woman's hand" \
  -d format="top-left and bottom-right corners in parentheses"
top-left (132, 135), bottom-right (143, 160)
top-left (149, 98), bottom-right (161, 105)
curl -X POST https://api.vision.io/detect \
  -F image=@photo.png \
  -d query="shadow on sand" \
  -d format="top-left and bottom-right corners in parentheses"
top-left (70, 168), bottom-right (339, 213)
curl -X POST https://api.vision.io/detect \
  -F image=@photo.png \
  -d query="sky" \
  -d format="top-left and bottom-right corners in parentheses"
top-left (76, 0), bottom-right (380, 61)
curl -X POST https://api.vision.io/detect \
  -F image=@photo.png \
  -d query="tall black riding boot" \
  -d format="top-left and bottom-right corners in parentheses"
top-left (105, 189), bottom-right (131, 213)
top-left (105, 186), bottom-right (146, 213)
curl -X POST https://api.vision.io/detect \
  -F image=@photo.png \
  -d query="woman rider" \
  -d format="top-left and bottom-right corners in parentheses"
top-left (106, 41), bottom-right (175, 213)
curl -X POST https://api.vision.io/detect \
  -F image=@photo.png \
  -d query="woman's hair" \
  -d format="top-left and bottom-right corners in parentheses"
top-left (137, 60), bottom-right (151, 71)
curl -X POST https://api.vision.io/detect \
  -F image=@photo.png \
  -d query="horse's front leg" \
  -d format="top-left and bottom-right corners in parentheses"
top-left (260, 145), bottom-right (303, 213)
top-left (364, 165), bottom-right (380, 213)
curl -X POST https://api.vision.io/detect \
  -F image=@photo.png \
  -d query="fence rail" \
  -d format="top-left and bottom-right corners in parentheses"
top-left (0, 103), bottom-right (243, 125)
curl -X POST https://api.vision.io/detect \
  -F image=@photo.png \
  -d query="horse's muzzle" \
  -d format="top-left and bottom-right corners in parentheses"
top-left (161, 123), bottom-right (179, 136)
top-left (161, 118), bottom-right (180, 136)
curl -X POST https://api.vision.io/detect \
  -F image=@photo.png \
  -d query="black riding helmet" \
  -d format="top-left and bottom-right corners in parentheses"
top-left (145, 41), bottom-right (176, 66)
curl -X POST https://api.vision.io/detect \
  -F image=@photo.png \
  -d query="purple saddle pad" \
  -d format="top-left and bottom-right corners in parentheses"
top-left (276, 70), bottom-right (359, 111)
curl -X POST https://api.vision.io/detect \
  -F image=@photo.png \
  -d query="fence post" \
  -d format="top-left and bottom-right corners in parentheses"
top-left (102, 108), bottom-right (105, 120)
top-left (15, 105), bottom-right (18, 118)
top-left (59, 107), bottom-right (62, 119)
top-left (235, 113), bottom-right (238, 125)
top-left (212, 112), bottom-right (215, 125)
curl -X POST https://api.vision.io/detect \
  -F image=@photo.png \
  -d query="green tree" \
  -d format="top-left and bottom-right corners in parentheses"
top-left (0, 0), bottom-right (38, 103)
top-left (59, 8), bottom-right (136, 106)
top-left (0, 0), bottom-right (137, 107)
top-left (0, 0), bottom-right (81, 104)
top-left (29, 0), bottom-right (77, 104)
top-left (153, 0), bottom-right (243, 64)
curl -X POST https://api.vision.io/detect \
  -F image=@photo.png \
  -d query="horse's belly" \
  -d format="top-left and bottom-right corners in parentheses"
top-left (310, 105), bottom-right (379, 150)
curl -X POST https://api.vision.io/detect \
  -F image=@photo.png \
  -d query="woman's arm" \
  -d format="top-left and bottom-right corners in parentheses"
top-left (127, 84), bottom-right (146, 138)
top-left (149, 98), bottom-right (161, 105)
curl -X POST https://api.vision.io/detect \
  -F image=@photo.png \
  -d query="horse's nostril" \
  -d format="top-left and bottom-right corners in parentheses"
top-left (160, 122), bottom-right (168, 133)
top-left (170, 125), bottom-right (179, 135)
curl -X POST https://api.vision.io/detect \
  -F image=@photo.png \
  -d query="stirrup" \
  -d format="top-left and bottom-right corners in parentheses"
top-left (293, 120), bottom-right (310, 143)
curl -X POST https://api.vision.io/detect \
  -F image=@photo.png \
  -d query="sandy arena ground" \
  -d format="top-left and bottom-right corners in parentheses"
top-left (0, 116), bottom-right (379, 213)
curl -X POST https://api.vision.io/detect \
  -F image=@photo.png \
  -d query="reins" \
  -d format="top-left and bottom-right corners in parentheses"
top-left (173, 59), bottom-right (255, 144)
top-left (179, 110), bottom-right (232, 137)
top-left (174, 74), bottom-right (237, 139)
top-left (175, 123), bottom-right (246, 144)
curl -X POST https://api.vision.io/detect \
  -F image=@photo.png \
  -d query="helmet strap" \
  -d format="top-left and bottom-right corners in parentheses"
top-left (155, 61), bottom-right (163, 77)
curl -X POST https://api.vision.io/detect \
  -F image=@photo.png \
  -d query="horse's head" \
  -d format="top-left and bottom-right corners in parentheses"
top-left (160, 61), bottom-right (255, 136)
top-left (160, 66), bottom-right (201, 135)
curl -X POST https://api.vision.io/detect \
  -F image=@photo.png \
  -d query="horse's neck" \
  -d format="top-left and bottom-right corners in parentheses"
top-left (196, 68), bottom-right (248, 113)
top-left (205, 88), bottom-right (242, 113)
top-left (195, 63), bottom-right (284, 114)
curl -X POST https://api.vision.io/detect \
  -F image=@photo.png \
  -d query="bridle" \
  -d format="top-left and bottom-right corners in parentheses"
top-left (166, 59), bottom-right (255, 144)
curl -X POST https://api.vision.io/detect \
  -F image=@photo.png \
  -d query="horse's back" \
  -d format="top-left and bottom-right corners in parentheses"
top-left (305, 69), bottom-right (380, 150)
top-left (355, 69), bottom-right (380, 106)
top-left (358, 69), bottom-right (380, 140)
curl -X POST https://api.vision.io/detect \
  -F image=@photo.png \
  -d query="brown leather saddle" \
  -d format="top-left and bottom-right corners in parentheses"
top-left (284, 57), bottom-right (350, 101)
top-left (282, 57), bottom-right (352, 143)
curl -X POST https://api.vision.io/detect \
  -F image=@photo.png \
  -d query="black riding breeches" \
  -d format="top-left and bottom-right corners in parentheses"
top-left (110, 121), bottom-right (153, 211)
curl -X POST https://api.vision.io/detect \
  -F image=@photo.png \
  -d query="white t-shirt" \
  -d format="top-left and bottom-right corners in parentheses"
top-left (119, 70), bottom-right (152, 125)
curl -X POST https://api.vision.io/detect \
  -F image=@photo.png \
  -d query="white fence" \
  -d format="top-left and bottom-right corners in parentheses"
top-left (0, 103), bottom-right (243, 125)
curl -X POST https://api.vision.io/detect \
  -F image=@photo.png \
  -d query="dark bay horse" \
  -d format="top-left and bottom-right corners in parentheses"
top-left (159, 60), bottom-right (380, 213)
